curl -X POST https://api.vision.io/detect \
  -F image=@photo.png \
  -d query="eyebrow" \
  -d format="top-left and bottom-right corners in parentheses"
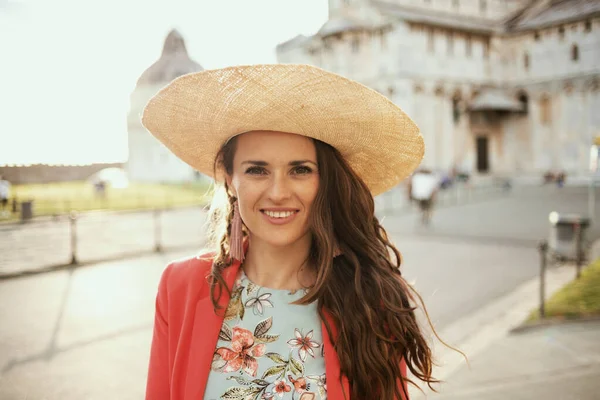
top-left (241, 160), bottom-right (318, 167)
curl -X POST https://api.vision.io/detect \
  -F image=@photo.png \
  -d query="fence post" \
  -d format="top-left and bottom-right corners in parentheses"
top-left (70, 212), bottom-right (78, 265)
top-left (538, 240), bottom-right (548, 319)
top-left (154, 209), bottom-right (163, 253)
top-left (575, 223), bottom-right (583, 279)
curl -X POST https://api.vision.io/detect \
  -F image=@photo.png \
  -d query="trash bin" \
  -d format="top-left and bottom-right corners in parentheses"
top-left (20, 200), bottom-right (34, 221)
top-left (548, 212), bottom-right (590, 260)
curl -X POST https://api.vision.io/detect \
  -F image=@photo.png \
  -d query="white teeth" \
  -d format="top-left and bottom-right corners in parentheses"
top-left (264, 210), bottom-right (295, 218)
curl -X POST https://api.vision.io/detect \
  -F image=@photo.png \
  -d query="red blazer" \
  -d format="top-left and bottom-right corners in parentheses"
top-left (146, 255), bottom-right (408, 399)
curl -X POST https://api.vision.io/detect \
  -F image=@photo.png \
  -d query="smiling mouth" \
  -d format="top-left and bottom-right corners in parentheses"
top-left (261, 210), bottom-right (299, 218)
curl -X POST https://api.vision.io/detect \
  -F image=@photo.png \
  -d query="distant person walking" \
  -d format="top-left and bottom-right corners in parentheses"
top-left (0, 175), bottom-right (11, 217)
top-left (409, 169), bottom-right (438, 225)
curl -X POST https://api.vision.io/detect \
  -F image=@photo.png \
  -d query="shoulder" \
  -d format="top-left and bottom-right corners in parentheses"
top-left (158, 251), bottom-right (217, 299)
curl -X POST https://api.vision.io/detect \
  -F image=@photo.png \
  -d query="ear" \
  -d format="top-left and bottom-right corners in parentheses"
top-left (225, 175), bottom-right (237, 198)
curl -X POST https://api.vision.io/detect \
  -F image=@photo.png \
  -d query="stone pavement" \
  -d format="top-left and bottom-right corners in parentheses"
top-left (0, 251), bottom-right (188, 400)
top-left (417, 320), bottom-right (600, 400)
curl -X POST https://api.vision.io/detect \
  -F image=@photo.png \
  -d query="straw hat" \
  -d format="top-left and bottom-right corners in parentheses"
top-left (142, 64), bottom-right (424, 196)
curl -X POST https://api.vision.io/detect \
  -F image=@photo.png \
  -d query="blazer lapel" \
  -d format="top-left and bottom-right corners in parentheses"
top-left (184, 261), bottom-right (241, 400)
top-left (322, 311), bottom-right (350, 400)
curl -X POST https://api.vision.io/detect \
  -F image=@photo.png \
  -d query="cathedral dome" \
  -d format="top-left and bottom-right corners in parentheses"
top-left (136, 29), bottom-right (203, 87)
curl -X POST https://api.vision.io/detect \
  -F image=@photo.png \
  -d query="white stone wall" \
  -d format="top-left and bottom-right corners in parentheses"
top-left (510, 82), bottom-right (600, 174)
top-left (126, 83), bottom-right (198, 183)
top-left (400, 24), bottom-right (491, 82)
top-left (386, 0), bottom-right (526, 20)
top-left (500, 17), bottom-right (600, 85)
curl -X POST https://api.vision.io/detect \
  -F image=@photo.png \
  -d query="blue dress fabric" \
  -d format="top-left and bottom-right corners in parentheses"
top-left (204, 269), bottom-right (328, 400)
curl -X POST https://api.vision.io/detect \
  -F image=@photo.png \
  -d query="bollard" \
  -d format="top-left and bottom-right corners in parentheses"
top-left (69, 212), bottom-right (78, 265)
top-left (154, 209), bottom-right (163, 253)
top-left (538, 240), bottom-right (548, 319)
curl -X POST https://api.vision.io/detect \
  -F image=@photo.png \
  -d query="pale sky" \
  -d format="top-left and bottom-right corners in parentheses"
top-left (0, 0), bottom-right (328, 165)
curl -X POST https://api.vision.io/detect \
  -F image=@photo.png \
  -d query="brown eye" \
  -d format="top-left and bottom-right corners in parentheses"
top-left (245, 166), bottom-right (267, 175)
top-left (292, 165), bottom-right (313, 175)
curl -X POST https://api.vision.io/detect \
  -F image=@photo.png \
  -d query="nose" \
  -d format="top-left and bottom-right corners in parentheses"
top-left (267, 172), bottom-right (292, 202)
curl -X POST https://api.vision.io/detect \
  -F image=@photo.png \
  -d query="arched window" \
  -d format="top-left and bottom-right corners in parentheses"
top-left (539, 95), bottom-right (551, 125)
top-left (518, 91), bottom-right (529, 113)
top-left (427, 28), bottom-right (434, 53)
top-left (571, 44), bottom-right (579, 61)
top-left (452, 92), bottom-right (462, 124)
top-left (482, 40), bottom-right (489, 59)
top-left (380, 29), bottom-right (388, 49)
top-left (351, 37), bottom-right (360, 53)
top-left (466, 35), bottom-right (472, 57)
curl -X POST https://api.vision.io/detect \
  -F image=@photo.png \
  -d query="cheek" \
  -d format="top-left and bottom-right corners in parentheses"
top-left (299, 177), bottom-right (320, 209)
top-left (234, 179), bottom-right (262, 211)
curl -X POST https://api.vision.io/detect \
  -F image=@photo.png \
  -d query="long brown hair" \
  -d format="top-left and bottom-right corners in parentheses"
top-left (207, 135), bottom-right (442, 399)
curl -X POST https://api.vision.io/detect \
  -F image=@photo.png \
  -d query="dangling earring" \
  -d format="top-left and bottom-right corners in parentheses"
top-left (230, 200), bottom-right (245, 262)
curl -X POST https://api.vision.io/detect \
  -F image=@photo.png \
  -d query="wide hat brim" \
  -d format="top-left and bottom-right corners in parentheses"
top-left (141, 64), bottom-right (424, 196)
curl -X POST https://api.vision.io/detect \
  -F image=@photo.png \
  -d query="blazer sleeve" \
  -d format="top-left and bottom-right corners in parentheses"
top-left (145, 264), bottom-right (172, 400)
top-left (399, 358), bottom-right (409, 399)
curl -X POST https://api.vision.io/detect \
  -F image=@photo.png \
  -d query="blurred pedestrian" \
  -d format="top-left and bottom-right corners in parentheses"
top-left (142, 65), bottom-right (451, 400)
top-left (410, 168), bottom-right (439, 225)
top-left (556, 171), bottom-right (566, 188)
top-left (0, 175), bottom-right (11, 217)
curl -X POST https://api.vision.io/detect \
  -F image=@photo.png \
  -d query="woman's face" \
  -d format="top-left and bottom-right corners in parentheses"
top-left (227, 131), bottom-right (319, 248)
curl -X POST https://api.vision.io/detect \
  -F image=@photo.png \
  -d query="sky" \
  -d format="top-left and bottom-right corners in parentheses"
top-left (0, 0), bottom-right (328, 165)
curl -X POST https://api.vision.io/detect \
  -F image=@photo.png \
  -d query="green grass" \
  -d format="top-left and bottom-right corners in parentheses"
top-left (529, 257), bottom-right (600, 321)
top-left (2, 181), bottom-right (212, 220)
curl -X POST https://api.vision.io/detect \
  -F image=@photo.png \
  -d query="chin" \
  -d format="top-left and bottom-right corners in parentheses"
top-left (264, 235), bottom-right (305, 248)
top-left (252, 227), bottom-right (310, 248)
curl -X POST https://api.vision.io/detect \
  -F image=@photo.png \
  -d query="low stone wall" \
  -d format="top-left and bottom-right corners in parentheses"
top-left (0, 163), bottom-right (124, 184)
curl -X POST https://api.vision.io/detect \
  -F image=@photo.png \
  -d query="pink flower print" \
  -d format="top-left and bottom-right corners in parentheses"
top-left (287, 329), bottom-right (320, 362)
top-left (214, 327), bottom-right (266, 376)
top-left (288, 375), bottom-right (308, 393)
top-left (273, 379), bottom-right (292, 397)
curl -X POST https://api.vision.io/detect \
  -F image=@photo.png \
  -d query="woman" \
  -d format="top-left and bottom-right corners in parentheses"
top-left (143, 64), bottom-right (438, 400)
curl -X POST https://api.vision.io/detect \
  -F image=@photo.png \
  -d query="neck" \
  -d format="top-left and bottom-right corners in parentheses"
top-left (242, 234), bottom-right (315, 291)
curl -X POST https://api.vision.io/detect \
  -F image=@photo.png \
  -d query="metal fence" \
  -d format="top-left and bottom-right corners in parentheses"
top-left (1, 181), bottom-right (512, 279)
top-left (0, 206), bottom-right (207, 278)
top-left (375, 181), bottom-right (511, 216)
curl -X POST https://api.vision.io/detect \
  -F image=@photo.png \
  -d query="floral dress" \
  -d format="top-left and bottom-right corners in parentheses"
top-left (204, 269), bottom-right (327, 400)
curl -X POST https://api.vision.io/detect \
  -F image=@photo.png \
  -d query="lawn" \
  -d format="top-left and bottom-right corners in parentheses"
top-left (3, 181), bottom-right (212, 220)
top-left (529, 257), bottom-right (600, 321)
